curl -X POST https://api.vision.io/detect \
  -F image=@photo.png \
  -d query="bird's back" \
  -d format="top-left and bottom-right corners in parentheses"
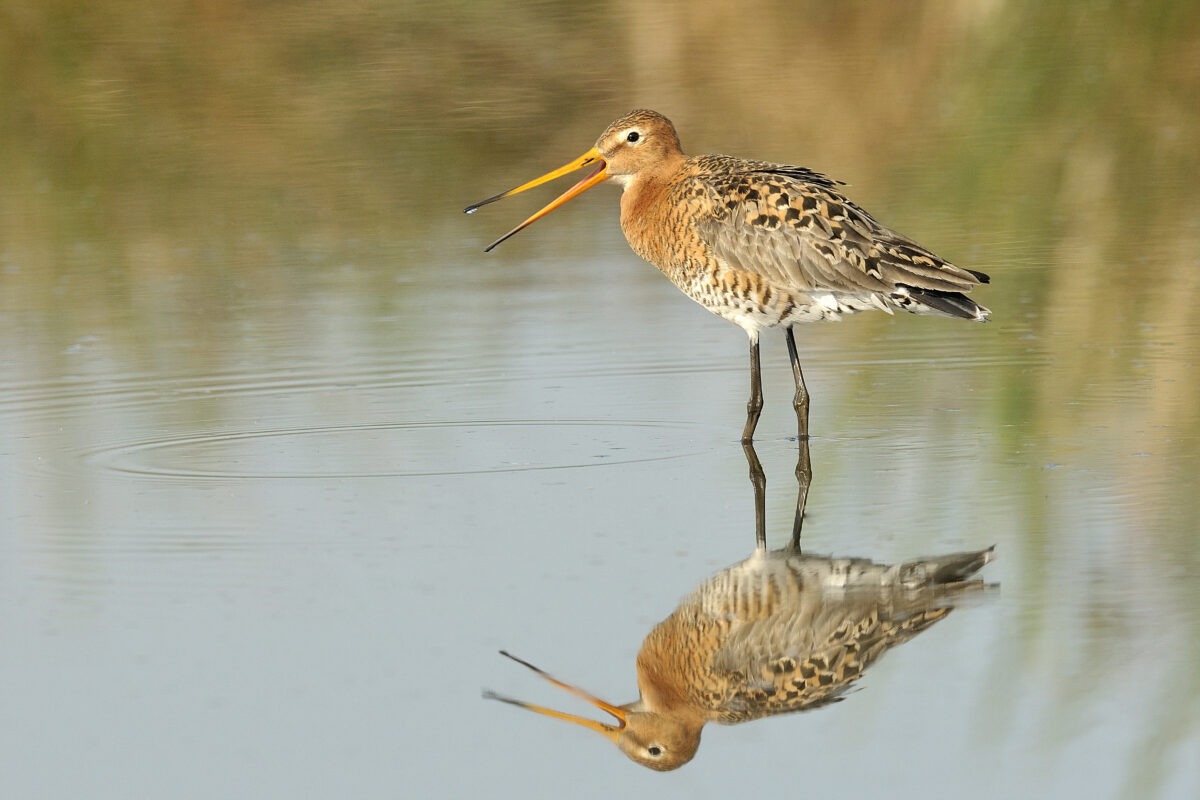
top-left (635, 155), bottom-right (990, 328)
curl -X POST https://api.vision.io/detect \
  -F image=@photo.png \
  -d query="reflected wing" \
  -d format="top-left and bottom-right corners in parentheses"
top-left (688, 549), bottom-right (988, 723)
top-left (709, 596), bottom-right (951, 722)
top-left (690, 156), bottom-right (988, 309)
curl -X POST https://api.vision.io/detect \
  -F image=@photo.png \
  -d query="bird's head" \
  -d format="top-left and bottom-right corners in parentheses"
top-left (463, 110), bottom-right (683, 250)
top-left (485, 650), bottom-right (702, 771)
top-left (592, 109), bottom-right (684, 186)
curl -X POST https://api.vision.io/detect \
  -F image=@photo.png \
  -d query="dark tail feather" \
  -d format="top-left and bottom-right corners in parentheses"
top-left (897, 546), bottom-right (995, 589)
top-left (900, 286), bottom-right (990, 321)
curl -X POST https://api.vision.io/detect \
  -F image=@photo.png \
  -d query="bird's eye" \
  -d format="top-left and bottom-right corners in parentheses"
top-left (626, 131), bottom-right (640, 143)
top-left (647, 745), bottom-right (663, 757)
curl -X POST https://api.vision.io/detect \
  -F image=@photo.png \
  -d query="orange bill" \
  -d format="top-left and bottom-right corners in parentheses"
top-left (464, 148), bottom-right (609, 252)
top-left (483, 650), bottom-right (627, 742)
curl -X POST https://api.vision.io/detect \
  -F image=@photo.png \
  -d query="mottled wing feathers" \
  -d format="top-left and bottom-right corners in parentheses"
top-left (676, 550), bottom-right (990, 724)
top-left (707, 603), bottom-right (951, 723)
top-left (688, 156), bottom-right (989, 314)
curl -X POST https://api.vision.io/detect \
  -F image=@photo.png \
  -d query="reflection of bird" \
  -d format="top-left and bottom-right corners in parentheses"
top-left (487, 546), bottom-right (994, 771)
top-left (466, 110), bottom-right (990, 442)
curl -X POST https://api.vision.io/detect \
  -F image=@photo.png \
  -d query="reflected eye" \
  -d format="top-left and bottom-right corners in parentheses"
top-left (647, 745), bottom-right (663, 757)
top-left (626, 131), bottom-right (640, 143)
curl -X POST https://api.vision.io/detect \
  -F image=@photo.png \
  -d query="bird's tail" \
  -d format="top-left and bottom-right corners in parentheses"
top-left (894, 545), bottom-right (996, 589)
top-left (895, 285), bottom-right (990, 321)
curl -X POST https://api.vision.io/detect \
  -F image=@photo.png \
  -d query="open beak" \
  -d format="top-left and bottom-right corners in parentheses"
top-left (483, 650), bottom-right (627, 743)
top-left (464, 148), bottom-right (609, 252)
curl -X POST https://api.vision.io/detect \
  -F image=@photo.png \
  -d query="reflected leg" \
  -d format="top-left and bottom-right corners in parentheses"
top-left (789, 433), bottom-right (812, 549)
top-left (785, 327), bottom-right (809, 439)
top-left (741, 334), bottom-right (763, 444)
top-left (743, 442), bottom-right (767, 550)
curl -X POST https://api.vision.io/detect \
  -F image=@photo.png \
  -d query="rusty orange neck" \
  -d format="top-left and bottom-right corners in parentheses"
top-left (618, 153), bottom-right (688, 259)
top-left (632, 629), bottom-right (707, 720)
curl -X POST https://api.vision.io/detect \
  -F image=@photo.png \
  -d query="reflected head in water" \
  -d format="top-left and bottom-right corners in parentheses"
top-left (486, 545), bottom-right (995, 770)
top-left (485, 651), bottom-right (700, 771)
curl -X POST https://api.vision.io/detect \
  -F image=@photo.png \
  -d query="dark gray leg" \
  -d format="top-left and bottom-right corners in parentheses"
top-left (741, 335), bottom-right (763, 444)
top-left (785, 327), bottom-right (809, 439)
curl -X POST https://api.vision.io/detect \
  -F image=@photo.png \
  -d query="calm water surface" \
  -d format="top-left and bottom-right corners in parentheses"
top-left (2, 2), bottom-right (1199, 798)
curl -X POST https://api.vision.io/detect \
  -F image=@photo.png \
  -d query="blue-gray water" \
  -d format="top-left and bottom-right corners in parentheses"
top-left (2, 2), bottom-right (1198, 797)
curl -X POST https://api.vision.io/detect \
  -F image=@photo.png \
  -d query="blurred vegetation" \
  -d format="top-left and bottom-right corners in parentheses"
top-left (3, 1), bottom-right (1197, 254)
